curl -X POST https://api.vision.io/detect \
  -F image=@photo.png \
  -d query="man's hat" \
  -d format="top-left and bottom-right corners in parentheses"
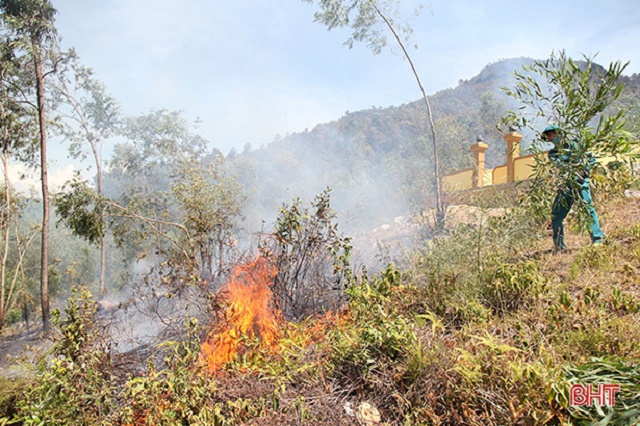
top-left (542, 125), bottom-right (561, 134)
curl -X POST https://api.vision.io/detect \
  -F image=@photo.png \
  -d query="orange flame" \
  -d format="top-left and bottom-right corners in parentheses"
top-left (200, 256), bottom-right (280, 373)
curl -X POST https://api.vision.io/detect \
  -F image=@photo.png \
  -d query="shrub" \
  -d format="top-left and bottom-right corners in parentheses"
top-left (0, 377), bottom-right (31, 423)
top-left (327, 265), bottom-right (415, 374)
top-left (120, 318), bottom-right (213, 425)
top-left (261, 188), bottom-right (352, 321)
top-left (15, 288), bottom-right (116, 425)
top-left (481, 260), bottom-right (546, 314)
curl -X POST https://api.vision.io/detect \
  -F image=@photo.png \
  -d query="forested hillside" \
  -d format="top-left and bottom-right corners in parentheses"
top-left (229, 58), bottom-right (529, 238)
top-left (231, 57), bottom-right (640, 238)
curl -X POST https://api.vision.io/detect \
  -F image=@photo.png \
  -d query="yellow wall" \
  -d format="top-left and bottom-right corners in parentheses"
top-left (442, 168), bottom-right (474, 191)
top-left (513, 153), bottom-right (539, 181)
top-left (482, 169), bottom-right (493, 186)
top-left (492, 165), bottom-right (507, 185)
top-left (445, 146), bottom-right (638, 193)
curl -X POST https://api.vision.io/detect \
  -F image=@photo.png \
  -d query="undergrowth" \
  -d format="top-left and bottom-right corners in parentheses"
top-left (1, 199), bottom-right (639, 425)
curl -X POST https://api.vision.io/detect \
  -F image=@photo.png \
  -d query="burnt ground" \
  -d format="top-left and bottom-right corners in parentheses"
top-left (0, 324), bottom-right (51, 377)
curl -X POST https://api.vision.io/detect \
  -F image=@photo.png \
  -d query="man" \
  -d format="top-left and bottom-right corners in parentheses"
top-left (543, 125), bottom-right (605, 251)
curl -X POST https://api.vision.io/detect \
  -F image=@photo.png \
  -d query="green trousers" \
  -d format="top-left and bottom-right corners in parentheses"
top-left (551, 181), bottom-right (604, 250)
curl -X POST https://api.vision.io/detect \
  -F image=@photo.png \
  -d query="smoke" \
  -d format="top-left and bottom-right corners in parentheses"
top-left (231, 120), bottom-right (417, 269)
top-left (4, 162), bottom-right (87, 195)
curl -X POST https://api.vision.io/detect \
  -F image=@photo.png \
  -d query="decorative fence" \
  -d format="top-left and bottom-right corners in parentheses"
top-left (442, 131), bottom-right (637, 192)
top-left (442, 131), bottom-right (539, 191)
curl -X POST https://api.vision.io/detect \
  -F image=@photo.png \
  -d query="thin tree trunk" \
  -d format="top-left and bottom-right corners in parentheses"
top-left (94, 146), bottom-right (106, 296)
top-left (0, 153), bottom-right (9, 331)
top-left (35, 47), bottom-right (50, 332)
top-left (99, 235), bottom-right (106, 296)
top-left (370, 1), bottom-right (445, 227)
top-left (19, 230), bottom-right (32, 332)
top-left (59, 83), bottom-right (110, 296)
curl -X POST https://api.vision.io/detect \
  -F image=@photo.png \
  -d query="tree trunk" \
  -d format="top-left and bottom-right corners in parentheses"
top-left (371, 1), bottom-right (445, 229)
top-left (99, 235), bottom-right (106, 296)
top-left (35, 47), bottom-right (50, 332)
top-left (95, 152), bottom-right (106, 296)
top-left (0, 153), bottom-right (11, 331)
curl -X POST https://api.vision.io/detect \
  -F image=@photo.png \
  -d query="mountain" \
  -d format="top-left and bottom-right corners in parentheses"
top-left (230, 58), bottom-right (536, 238)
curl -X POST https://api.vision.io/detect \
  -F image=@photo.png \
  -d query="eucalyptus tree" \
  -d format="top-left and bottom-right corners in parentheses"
top-left (302, 0), bottom-right (446, 227)
top-left (0, 0), bottom-right (60, 330)
top-left (170, 152), bottom-right (242, 283)
top-left (107, 110), bottom-right (243, 284)
top-left (52, 53), bottom-right (120, 296)
top-left (0, 37), bottom-right (38, 330)
top-left (0, 165), bottom-right (38, 331)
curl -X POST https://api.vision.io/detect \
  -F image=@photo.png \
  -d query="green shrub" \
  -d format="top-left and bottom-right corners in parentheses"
top-left (481, 260), bottom-right (546, 314)
top-left (0, 376), bottom-right (31, 422)
top-left (453, 299), bottom-right (492, 324)
top-left (327, 265), bottom-right (416, 375)
top-left (571, 243), bottom-right (616, 278)
top-left (592, 160), bottom-right (638, 202)
top-left (551, 311), bottom-right (640, 362)
top-left (262, 189), bottom-right (352, 321)
top-left (451, 332), bottom-right (565, 424)
top-left (15, 288), bottom-right (116, 425)
top-left (612, 288), bottom-right (640, 314)
top-left (119, 318), bottom-right (213, 425)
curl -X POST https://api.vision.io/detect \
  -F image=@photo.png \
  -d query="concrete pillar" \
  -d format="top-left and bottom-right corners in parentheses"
top-left (470, 136), bottom-right (488, 188)
top-left (503, 131), bottom-right (522, 182)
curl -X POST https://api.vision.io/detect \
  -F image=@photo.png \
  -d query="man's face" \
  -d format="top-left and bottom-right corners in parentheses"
top-left (544, 130), bottom-right (557, 142)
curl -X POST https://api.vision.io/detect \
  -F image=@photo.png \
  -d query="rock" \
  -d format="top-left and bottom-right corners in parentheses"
top-left (344, 401), bottom-right (355, 417)
top-left (96, 300), bottom-right (120, 312)
top-left (444, 204), bottom-right (509, 229)
top-left (357, 401), bottom-right (381, 425)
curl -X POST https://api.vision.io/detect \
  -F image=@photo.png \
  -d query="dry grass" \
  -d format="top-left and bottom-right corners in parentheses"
top-left (2, 197), bottom-right (639, 425)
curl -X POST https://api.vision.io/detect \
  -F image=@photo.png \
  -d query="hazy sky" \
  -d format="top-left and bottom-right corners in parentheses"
top-left (43, 0), bottom-right (640, 169)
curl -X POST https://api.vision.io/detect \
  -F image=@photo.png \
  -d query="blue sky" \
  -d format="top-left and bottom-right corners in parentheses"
top-left (49, 0), bottom-right (640, 160)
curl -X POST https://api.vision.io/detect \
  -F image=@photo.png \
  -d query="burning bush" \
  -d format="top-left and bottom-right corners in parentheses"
top-left (200, 256), bottom-right (281, 373)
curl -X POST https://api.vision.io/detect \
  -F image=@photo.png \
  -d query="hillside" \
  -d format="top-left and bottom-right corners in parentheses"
top-left (230, 58), bottom-right (639, 243)
top-left (2, 193), bottom-right (639, 424)
top-left (228, 59), bottom-right (530, 256)
top-left (2, 56), bottom-right (639, 425)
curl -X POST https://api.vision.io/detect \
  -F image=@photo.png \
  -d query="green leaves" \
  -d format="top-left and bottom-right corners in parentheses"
top-left (564, 358), bottom-right (640, 424)
top-left (15, 288), bottom-right (116, 425)
top-left (504, 50), bottom-right (629, 147)
top-left (170, 152), bottom-right (242, 280)
top-left (481, 259), bottom-right (546, 315)
top-left (105, 110), bottom-right (243, 281)
top-left (54, 176), bottom-right (105, 245)
top-left (265, 188), bottom-right (352, 320)
top-left (329, 264), bottom-right (416, 374)
top-left (503, 50), bottom-right (636, 229)
top-left (0, 0), bottom-right (58, 44)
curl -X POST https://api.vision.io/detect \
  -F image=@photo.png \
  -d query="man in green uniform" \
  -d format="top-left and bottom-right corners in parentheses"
top-left (543, 125), bottom-right (605, 251)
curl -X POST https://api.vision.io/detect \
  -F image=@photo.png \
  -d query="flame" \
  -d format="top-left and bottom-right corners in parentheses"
top-left (200, 256), bottom-right (280, 373)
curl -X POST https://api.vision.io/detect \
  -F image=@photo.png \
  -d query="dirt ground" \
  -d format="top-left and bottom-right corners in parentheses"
top-left (0, 323), bottom-right (51, 377)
